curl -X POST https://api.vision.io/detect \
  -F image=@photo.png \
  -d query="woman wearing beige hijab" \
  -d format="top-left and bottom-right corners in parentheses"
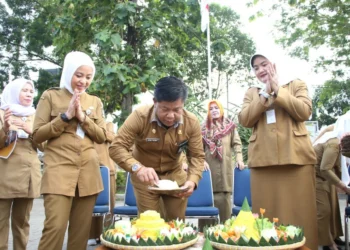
top-left (239, 52), bottom-right (318, 250)
top-left (33, 51), bottom-right (106, 250)
top-left (0, 79), bottom-right (42, 250)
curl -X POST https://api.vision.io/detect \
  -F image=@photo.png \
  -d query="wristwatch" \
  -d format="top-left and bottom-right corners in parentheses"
top-left (259, 90), bottom-right (271, 99)
top-left (131, 163), bottom-right (142, 173)
top-left (60, 113), bottom-right (71, 123)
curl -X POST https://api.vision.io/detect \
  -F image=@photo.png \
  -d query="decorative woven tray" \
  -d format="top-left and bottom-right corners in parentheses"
top-left (100, 235), bottom-right (199, 250)
top-left (210, 237), bottom-right (305, 250)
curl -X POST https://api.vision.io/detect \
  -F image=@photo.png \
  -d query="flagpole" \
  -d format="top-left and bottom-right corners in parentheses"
top-left (207, 21), bottom-right (212, 100)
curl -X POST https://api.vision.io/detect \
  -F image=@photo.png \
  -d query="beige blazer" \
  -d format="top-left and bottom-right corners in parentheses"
top-left (238, 79), bottom-right (317, 167)
top-left (0, 110), bottom-right (42, 198)
top-left (109, 105), bottom-right (204, 186)
top-left (33, 88), bottom-right (106, 197)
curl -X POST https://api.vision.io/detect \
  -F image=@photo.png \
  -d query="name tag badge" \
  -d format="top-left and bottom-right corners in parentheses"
top-left (266, 109), bottom-right (276, 124)
top-left (146, 138), bottom-right (160, 142)
top-left (76, 124), bottom-right (85, 139)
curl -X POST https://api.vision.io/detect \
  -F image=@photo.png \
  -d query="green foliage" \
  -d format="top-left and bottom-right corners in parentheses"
top-left (237, 123), bottom-right (252, 163)
top-left (34, 69), bottom-right (61, 107)
top-left (248, 0), bottom-right (350, 73)
top-left (0, 0), bottom-right (58, 91)
top-left (116, 171), bottom-right (126, 189)
top-left (1, 0), bottom-right (254, 125)
top-left (312, 79), bottom-right (350, 127)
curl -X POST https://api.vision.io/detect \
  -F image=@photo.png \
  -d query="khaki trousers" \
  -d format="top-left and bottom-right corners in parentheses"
top-left (0, 198), bottom-right (33, 250)
top-left (198, 192), bottom-right (230, 231)
top-left (89, 174), bottom-right (116, 239)
top-left (38, 191), bottom-right (97, 250)
top-left (316, 180), bottom-right (343, 245)
top-left (131, 175), bottom-right (187, 221)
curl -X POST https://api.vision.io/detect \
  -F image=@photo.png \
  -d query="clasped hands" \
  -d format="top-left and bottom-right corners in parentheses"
top-left (136, 164), bottom-right (195, 199)
top-left (264, 63), bottom-right (279, 96)
top-left (65, 89), bottom-right (86, 123)
top-left (3, 108), bottom-right (32, 134)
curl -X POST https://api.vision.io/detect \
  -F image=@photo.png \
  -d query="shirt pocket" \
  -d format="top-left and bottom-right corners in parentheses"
top-left (292, 130), bottom-right (308, 137)
top-left (249, 134), bottom-right (257, 142)
top-left (84, 109), bottom-right (98, 122)
top-left (50, 108), bottom-right (66, 120)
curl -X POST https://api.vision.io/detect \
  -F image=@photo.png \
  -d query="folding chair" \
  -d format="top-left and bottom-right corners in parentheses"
top-left (93, 166), bottom-right (110, 228)
top-left (113, 173), bottom-right (138, 220)
top-left (232, 167), bottom-right (252, 216)
top-left (185, 170), bottom-right (220, 224)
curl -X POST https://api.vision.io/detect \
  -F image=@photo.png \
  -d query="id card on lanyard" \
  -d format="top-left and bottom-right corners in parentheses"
top-left (266, 109), bottom-right (276, 124)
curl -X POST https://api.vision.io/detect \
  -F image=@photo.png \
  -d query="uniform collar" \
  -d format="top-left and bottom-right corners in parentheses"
top-left (150, 105), bottom-right (183, 129)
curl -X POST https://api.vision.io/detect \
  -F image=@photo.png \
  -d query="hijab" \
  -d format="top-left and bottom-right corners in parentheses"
top-left (313, 111), bottom-right (350, 146)
top-left (0, 78), bottom-right (36, 117)
top-left (59, 51), bottom-right (96, 94)
top-left (249, 52), bottom-right (296, 88)
top-left (201, 100), bottom-right (235, 161)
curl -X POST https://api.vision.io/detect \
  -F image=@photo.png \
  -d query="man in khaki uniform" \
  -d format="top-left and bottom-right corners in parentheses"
top-left (33, 51), bottom-right (106, 250)
top-left (89, 122), bottom-right (116, 244)
top-left (109, 76), bottom-right (204, 221)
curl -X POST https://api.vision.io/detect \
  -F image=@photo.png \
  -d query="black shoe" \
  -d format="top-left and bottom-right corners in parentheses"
top-left (334, 238), bottom-right (349, 246)
top-left (323, 246), bottom-right (342, 250)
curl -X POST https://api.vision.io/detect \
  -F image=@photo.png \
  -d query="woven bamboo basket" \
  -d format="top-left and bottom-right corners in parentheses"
top-left (100, 235), bottom-right (199, 250)
top-left (209, 237), bottom-right (305, 250)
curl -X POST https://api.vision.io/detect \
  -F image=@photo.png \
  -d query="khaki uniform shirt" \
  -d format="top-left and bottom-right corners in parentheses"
top-left (109, 105), bottom-right (204, 186)
top-left (94, 122), bottom-right (116, 175)
top-left (314, 137), bottom-right (341, 189)
top-left (0, 110), bottom-right (42, 198)
top-left (204, 127), bottom-right (243, 192)
top-left (33, 88), bottom-right (106, 197)
top-left (239, 79), bottom-right (317, 167)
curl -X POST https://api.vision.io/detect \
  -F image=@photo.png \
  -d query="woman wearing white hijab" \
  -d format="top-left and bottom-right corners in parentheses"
top-left (239, 52), bottom-right (318, 250)
top-left (313, 112), bottom-right (350, 249)
top-left (33, 51), bottom-right (106, 250)
top-left (0, 79), bottom-right (42, 250)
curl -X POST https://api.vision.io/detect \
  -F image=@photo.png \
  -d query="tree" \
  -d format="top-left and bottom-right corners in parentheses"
top-left (311, 79), bottom-right (350, 127)
top-left (1, 0), bottom-right (255, 125)
top-left (0, 0), bottom-right (58, 91)
top-left (248, 0), bottom-right (350, 124)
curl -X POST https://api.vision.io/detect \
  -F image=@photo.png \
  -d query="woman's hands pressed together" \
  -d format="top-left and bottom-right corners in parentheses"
top-left (65, 89), bottom-right (86, 123)
top-left (265, 63), bottom-right (279, 95)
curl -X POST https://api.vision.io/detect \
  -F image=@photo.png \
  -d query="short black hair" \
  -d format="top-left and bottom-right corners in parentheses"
top-left (154, 76), bottom-right (188, 102)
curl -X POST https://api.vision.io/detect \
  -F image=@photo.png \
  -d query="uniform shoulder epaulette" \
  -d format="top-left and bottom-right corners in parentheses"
top-left (47, 87), bottom-right (61, 91)
top-left (86, 92), bottom-right (101, 99)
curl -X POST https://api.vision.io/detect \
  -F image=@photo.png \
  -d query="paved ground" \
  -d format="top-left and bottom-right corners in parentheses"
top-left (7, 194), bottom-right (349, 250)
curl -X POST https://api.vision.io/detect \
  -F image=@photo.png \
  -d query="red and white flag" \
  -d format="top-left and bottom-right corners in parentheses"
top-left (199, 0), bottom-right (209, 32)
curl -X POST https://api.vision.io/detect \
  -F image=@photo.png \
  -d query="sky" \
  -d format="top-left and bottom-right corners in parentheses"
top-left (212, 0), bottom-right (330, 97)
